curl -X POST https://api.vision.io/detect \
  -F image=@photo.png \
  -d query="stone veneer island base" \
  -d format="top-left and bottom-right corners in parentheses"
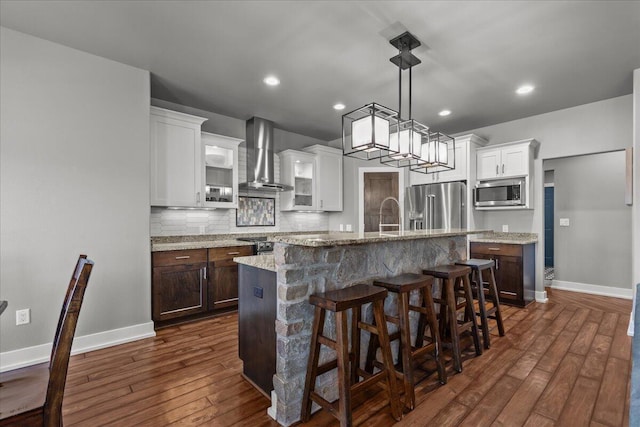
top-left (263, 230), bottom-right (483, 426)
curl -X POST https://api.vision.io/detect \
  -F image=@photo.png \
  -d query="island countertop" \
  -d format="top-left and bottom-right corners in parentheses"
top-left (271, 228), bottom-right (489, 247)
top-left (234, 254), bottom-right (276, 272)
top-left (469, 232), bottom-right (538, 245)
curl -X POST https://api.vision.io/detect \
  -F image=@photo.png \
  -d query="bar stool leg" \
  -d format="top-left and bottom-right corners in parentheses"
top-left (422, 285), bottom-right (447, 385)
top-left (351, 306), bottom-right (361, 385)
top-left (444, 278), bottom-right (463, 373)
top-left (302, 306), bottom-right (326, 422)
top-left (397, 291), bottom-right (415, 410)
top-left (372, 299), bottom-right (403, 421)
top-left (487, 267), bottom-right (506, 336)
top-left (462, 275), bottom-right (482, 356)
top-left (474, 268), bottom-right (491, 349)
top-left (336, 310), bottom-right (351, 427)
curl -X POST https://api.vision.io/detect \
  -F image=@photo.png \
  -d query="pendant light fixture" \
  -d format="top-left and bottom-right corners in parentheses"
top-left (342, 31), bottom-right (454, 172)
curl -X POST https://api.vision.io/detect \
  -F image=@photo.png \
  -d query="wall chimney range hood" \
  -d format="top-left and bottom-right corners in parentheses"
top-left (239, 117), bottom-right (293, 192)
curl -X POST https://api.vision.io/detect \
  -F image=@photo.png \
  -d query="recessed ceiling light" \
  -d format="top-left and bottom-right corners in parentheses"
top-left (263, 75), bottom-right (280, 86)
top-left (516, 84), bottom-right (534, 95)
top-left (438, 109), bottom-right (451, 117)
top-left (333, 103), bottom-right (346, 111)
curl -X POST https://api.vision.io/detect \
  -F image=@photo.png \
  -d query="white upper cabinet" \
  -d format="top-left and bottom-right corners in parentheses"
top-left (410, 134), bottom-right (488, 185)
top-left (476, 139), bottom-right (537, 181)
top-left (150, 107), bottom-right (207, 207)
top-left (303, 145), bottom-right (343, 211)
top-left (201, 132), bottom-right (242, 209)
top-left (279, 150), bottom-right (316, 211)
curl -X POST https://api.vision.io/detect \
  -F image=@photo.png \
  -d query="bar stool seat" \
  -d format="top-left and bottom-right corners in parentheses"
top-left (301, 284), bottom-right (402, 426)
top-left (456, 258), bottom-right (505, 348)
top-left (423, 264), bottom-right (482, 372)
top-left (365, 273), bottom-right (446, 411)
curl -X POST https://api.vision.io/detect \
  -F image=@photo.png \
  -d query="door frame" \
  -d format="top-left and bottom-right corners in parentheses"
top-left (358, 167), bottom-right (406, 233)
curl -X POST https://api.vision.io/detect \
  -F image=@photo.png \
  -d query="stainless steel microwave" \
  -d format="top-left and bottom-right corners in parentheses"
top-left (474, 178), bottom-right (525, 207)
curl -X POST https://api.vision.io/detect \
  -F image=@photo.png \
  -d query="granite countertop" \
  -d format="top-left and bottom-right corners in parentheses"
top-left (469, 232), bottom-right (538, 245)
top-left (234, 254), bottom-right (276, 272)
top-left (150, 231), bottom-right (328, 252)
top-left (151, 239), bottom-right (255, 252)
top-left (272, 228), bottom-right (490, 247)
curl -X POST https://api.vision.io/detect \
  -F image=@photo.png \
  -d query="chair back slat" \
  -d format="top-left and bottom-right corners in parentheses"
top-left (45, 256), bottom-right (94, 426)
top-left (50, 255), bottom-right (87, 366)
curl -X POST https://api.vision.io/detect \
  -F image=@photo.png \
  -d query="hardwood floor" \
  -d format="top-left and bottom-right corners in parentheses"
top-left (61, 288), bottom-right (632, 426)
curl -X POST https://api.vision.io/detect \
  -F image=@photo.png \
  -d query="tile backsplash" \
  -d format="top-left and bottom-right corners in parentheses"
top-left (150, 147), bottom-right (330, 236)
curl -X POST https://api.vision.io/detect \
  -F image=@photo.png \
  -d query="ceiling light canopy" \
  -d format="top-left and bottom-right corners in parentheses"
top-left (263, 75), bottom-right (280, 86)
top-left (516, 84), bottom-right (534, 95)
top-left (342, 31), bottom-right (454, 173)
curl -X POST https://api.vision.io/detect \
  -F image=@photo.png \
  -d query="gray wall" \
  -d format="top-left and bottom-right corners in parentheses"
top-left (0, 28), bottom-right (151, 352)
top-left (545, 152), bottom-right (631, 288)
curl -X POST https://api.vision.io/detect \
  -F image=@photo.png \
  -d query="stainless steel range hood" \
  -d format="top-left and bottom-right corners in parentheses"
top-left (239, 117), bottom-right (293, 192)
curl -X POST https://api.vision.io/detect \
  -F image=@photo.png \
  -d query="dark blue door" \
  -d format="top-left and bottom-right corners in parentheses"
top-left (544, 186), bottom-right (554, 267)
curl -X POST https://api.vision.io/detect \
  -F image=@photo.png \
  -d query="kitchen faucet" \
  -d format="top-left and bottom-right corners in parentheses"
top-left (378, 196), bottom-right (403, 234)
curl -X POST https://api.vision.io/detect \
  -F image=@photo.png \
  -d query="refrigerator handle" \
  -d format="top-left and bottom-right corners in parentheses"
top-left (427, 194), bottom-right (436, 230)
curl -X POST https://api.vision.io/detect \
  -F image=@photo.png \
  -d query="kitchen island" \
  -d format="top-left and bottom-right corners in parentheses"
top-left (235, 229), bottom-right (486, 426)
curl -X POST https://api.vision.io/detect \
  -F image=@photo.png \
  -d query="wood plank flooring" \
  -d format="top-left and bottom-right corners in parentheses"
top-left (61, 288), bottom-right (632, 426)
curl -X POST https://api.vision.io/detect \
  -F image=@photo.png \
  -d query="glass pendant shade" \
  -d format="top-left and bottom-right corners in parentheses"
top-left (342, 103), bottom-right (399, 160)
top-left (382, 119), bottom-right (429, 167)
top-left (411, 131), bottom-right (455, 174)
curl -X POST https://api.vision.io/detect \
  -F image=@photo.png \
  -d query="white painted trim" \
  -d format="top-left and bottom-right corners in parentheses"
top-left (543, 183), bottom-right (555, 187)
top-left (357, 166), bottom-right (405, 232)
top-left (0, 322), bottom-right (155, 372)
top-left (535, 290), bottom-right (548, 303)
top-left (551, 280), bottom-right (633, 300)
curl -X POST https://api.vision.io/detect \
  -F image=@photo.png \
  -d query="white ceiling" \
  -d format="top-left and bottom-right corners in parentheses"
top-left (1, 1), bottom-right (639, 141)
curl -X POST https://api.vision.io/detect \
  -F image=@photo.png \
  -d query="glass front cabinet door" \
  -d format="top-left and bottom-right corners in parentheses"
top-left (279, 150), bottom-right (316, 211)
top-left (201, 132), bottom-right (242, 209)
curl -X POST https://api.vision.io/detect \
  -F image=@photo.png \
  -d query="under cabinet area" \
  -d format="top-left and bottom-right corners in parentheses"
top-left (152, 245), bottom-right (252, 327)
top-left (152, 249), bottom-right (208, 322)
top-left (469, 242), bottom-right (535, 307)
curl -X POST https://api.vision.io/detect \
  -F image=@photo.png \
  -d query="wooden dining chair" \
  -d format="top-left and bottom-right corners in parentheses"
top-left (0, 255), bottom-right (95, 426)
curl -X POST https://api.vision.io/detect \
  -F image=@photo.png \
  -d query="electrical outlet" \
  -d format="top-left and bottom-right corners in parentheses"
top-left (502, 224), bottom-right (509, 232)
top-left (16, 308), bottom-right (30, 325)
top-left (346, 224), bottom-right (352, 232)
top-left (559, 218), bottom-right (570, 227)
top-left (339, 224), bottom-right (344, 232)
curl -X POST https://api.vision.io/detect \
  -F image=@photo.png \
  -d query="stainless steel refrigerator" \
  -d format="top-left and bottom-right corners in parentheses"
top-left (405, 182), bottom-right (467, 230)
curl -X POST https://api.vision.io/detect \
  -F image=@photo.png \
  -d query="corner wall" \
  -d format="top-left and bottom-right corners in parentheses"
top-left (0, 28), bottom-right (152, 367)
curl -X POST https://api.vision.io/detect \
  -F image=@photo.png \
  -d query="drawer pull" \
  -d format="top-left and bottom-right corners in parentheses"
top-left (175, 256), bottom-right (190, 260)
top-left (227, 251), bottom-right (241, 255)
top-left (500, 291), bottom-right (517, 296)
top-left (488, 247), bottom-right (501, 251)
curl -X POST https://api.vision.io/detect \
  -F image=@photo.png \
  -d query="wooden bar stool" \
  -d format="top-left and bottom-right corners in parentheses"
top-left (456, 259), bottom-right (505, 348)
top-left (301, 284), bottom-right (402, 426)
top-left (364, 273), bottom-right (446, 411)
top-left (423, 265), bottom-right (482, 373)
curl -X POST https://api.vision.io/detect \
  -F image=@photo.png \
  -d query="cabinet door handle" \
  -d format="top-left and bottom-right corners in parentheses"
top-left (227, 251), bottom-right (240, 255)
top-left (495, 258), bottom-right (499, 270)
top-left (502, 164), bottom-right (505, 174)
top-left (320, 200), bottom-right (323, 209)
top-left (203, 266), bottom-right (207, 280)
top-left (496, 165), bottom-right (499, 175)
top-left (175, 256), bottom-right (190, 260)
top-left (196, 192), bottom-right (201, 203)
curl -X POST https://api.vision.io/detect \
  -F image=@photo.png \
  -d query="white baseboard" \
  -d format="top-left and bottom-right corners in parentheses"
top-left (535, 290), bottom-right (548, 303)
top-left (0, 321), bottom-right (155, 372)
top-left (551, 280), bottom-right (633, 300)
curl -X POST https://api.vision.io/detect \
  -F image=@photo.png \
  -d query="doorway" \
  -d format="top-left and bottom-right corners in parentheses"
top-left (544, 184), bottom-right (555, 282)
top-left (358, 167), bottom-right (404, 233)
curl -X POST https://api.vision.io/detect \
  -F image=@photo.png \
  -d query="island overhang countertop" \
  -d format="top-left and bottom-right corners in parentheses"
top-left (271, 228), bottom-right (490, 247)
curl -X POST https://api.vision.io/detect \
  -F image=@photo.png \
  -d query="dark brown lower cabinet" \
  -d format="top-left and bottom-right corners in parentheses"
top-left (152, 245), bottom-right (253, 327)
top-left (208, 246), bottom-right (253, 310)
top-left (152, 249), bottom-right (208, 322)
top-left (238, 264), bottom-right (276, 396)
top-left (470, 242), bottom-right (535, 307)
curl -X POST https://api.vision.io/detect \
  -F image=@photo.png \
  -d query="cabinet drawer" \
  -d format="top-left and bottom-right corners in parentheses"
top-left (470, 243), bottom-right (522, 257)
top-left (208, 246), bottom-right (253, 261)
top-left (153, 249), bottom-right (208, 267)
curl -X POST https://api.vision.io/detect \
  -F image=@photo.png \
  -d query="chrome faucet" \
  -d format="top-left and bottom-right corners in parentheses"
top-left (378, 196), bottom-right (403, 234)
